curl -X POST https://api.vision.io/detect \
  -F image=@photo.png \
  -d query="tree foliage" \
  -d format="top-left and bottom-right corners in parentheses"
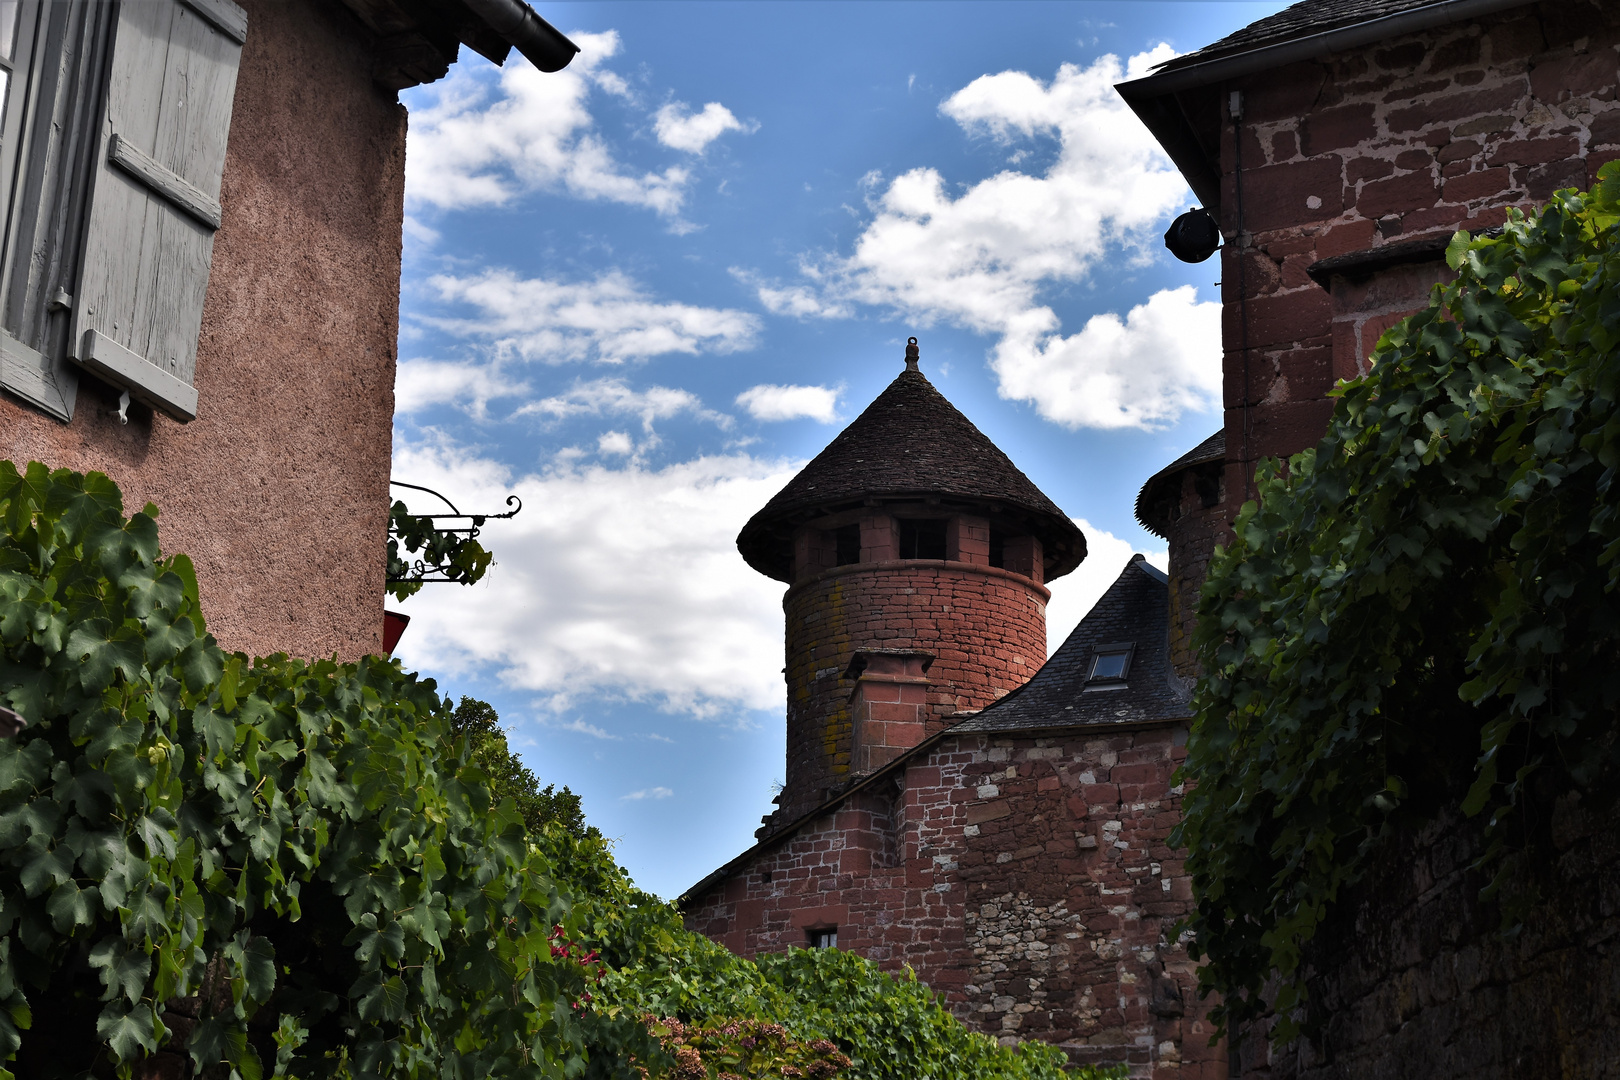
top-left (1177, 169), bottom-right (1620, 1038)
top-left (448, 698), bottom-right (592, 839)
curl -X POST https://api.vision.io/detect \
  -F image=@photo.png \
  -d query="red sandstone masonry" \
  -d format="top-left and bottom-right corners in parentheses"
top-left (686, 725), bottom-right (1223, 1080)
top-left (775, 559), bottom-right (1049, 824)
top-left (1217, 1), bottom-right (1620, 517)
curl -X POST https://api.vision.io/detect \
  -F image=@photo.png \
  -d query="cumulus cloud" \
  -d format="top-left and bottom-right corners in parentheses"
top-left (395, 357), bottom-right (524, 418)
top-left (729, 268), bottom-right (853, 320)
top-left (405, 31), bottom-right (691, 217)
top-left (425, 268), bottom-right (761, 365)
top-left (545, 717), bottom-right (618, 740)
top-left (994, 286), bottom-right (1221, 429)
top-left (654, 101), bottom-right (754, 153)
top-left (1044, 519), bottom-right (1167, 656)
top-left (598, 431), bottom-right (635, 456)
top-left (389, 438), bottom-right (800, 719)
top-left (752, 46), bottom-right (1217, 431)
top-left (622, 786), bottom-right (675, 801)
top-left (520, 378), bottom-right (730, 432)
top-left (735, 384), bottom-right (840, 423)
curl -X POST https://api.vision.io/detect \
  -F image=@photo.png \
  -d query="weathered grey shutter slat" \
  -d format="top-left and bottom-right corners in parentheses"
top-left (0, 2), bottom-right (110, 421)
top-left (107, 134), bottom-right (222, 230)
top-left (0, 333), bottom-right (70, 420)
top-left (70, 0), bottom-right (244, 423)
top-left (79, 328), bottom-right (197, 421)
top-left (179, 0), bottom-right (248, 44)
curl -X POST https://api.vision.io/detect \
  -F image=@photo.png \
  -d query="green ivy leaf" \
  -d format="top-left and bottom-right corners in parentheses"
top-left (95, 1003), bottom-right (158, 1062)
top-left (89, 938), bottom-right (151, 1004)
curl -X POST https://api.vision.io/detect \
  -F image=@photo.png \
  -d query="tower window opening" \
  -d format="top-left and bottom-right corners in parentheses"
top-left (989, 529), bottom-right (1007, 569)
top-left (899, 519), bottom-right (947, 560)
top-left (834, 524), bottom-right (861, 565)
top-left (809, 927), bottom-right (838, 949)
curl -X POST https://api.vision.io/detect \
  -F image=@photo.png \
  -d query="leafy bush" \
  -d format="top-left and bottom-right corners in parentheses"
top-left (0, 462), bottom-right (591, 1079)
top-left (1177, 169), bottom-right (1620, 1038)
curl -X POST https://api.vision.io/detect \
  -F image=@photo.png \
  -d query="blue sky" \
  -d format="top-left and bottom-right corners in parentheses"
top-left (389, 1), bottom-right (1286, 899)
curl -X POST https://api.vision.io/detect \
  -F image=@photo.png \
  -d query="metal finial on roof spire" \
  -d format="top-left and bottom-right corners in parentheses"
top-left (904, 337), bottom-right (920, 373)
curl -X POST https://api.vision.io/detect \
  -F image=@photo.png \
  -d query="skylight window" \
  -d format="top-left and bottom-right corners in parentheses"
top-left (1085, 643), bottom-right (1135, 688)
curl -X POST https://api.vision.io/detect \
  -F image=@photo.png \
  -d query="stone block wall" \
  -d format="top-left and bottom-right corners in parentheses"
top-left (1238, 789), bottom-right (1620, 1080)
top-left (685, 722), bottom-right (1224, 1079)
top-left (1157, 463), bottom-right (1226, 679)
top-left (1218, 0), bottom-right (1620, 507)
top-left (772, 561), bottom-right (1049, 826)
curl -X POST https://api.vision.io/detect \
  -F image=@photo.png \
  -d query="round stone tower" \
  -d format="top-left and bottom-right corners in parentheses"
top-left (738, 339), bottom-right (1085, 832)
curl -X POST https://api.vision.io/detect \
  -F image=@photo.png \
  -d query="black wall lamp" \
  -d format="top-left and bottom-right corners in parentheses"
top-left (1164, 207), bottom-right (1222, 263)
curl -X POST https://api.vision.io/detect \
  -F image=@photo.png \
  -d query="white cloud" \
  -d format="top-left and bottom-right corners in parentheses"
top-left (729, 268), bottom-right (853, 320)
top-left (426, 268), bottom-right (761, 365)
top-left (520, 378), bottom-right (729, 433)
top-left (735, 384), bottom-right (840, 423)
top-left (405, 31), bottom-right (691, 217)
top-left (545, 717), bottom-right (619, 740)
top-left (598, 430), bottom-right (635, 456)
top-left (395, 357), bottom-right (524, 417)
top-left (1044, 519), bottom-right (1167, 656)
top-left (993, 286), bottom-right (1221, 430)
top-left (654, 101), bottom-right (754, 153)
top-left (390, 437), bottom-right (800, 719)
top-left (622, 786), bottom-right (674, 801)
top-left (763, 46), bottom-right (1214, 431)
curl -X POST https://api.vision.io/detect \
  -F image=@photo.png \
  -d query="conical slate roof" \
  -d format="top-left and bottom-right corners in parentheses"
top-left (737, 364), bottom-right (1085, 582)
top-left (1135, 429), bottom-right (1225, 538)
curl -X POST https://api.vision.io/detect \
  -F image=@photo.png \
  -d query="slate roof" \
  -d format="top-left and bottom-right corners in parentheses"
top-left (1154, 0), bottom-right (1453, 71)
top-left (736, 366), bottom-right (1085, 582)
top-left (1135, 430), bottom-right (1225, 539)
top-left (952, 556), bottom-right (1190, 734)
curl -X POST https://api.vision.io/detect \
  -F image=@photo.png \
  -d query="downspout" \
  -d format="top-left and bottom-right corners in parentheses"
top-left (1230, 88), bottom-right (1253, 504)
top-left (461, 0), bottom-right (580, 71)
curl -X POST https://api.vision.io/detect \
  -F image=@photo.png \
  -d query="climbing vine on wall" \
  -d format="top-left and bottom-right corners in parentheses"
top-left (385, 500), bottom-right (493, 602)
top-left (1177, 166), bottom-right (1620, 1039)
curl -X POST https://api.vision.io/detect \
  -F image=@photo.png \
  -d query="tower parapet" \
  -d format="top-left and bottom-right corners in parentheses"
top-left (738, 339), bottom-right (1085, 832)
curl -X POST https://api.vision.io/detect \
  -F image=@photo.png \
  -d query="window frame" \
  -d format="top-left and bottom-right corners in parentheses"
top-left (1084, 642), bottom-right (1136, 690)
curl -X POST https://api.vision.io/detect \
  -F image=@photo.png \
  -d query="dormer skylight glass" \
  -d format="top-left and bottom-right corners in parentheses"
top-left (1085, 643), bottom-right (1135, 687)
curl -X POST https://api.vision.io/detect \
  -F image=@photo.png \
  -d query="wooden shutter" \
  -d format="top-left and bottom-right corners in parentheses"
top-left (0, 1), bottom-right (112, 422)
top-left (69, 0), bottom-right (246, 423)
